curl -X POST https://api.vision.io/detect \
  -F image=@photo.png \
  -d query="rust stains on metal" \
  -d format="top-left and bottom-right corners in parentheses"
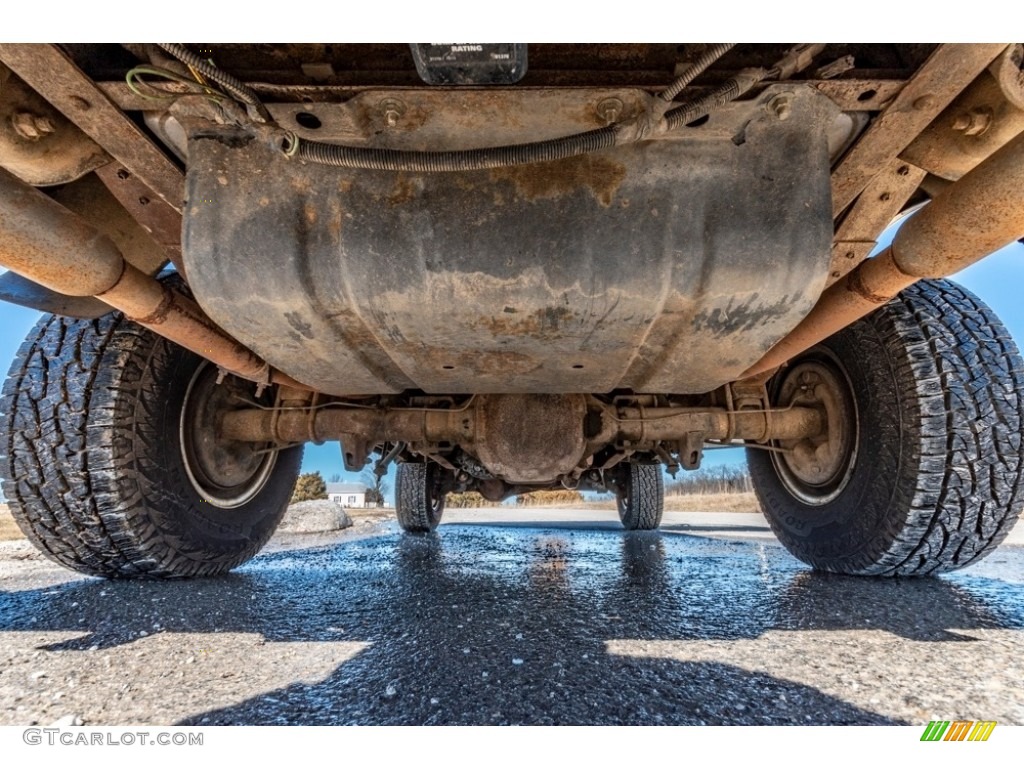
top-left (96, 263), bottom-right (275, 383)
top-left (743, 128), bottom-right (1024, 378)
top-left (901, 46), bottom-right (1024, 182)
top-left (0, 165), bottom-right (310, 390)
top-left (490, 155), bottom-right (627, 207)
top-left (740, 249), bottom-right (916, 379)
top-left (387, 175), bottom-right (419, 205)
top-left (0, 64), bottom-right (110, 186)
top-left (287, 174), bottom-right (314, 195)
top-left (812, 79), bottom-right (906, 111)
top-left (474, 394), bottom-right (589, 483)
top-left (94, 163), bottom-right (184, 275)
top-left (322, 197), bottom-right (346, 241)
top-left (845, 262), bottom-right (901, 305)
top-left (613, 405), bottom-right (824, 444)
top-left (0, 166), bottom-right (124, 296)
top-left (893, 130), bottom-right (1024, 278)
top-left (219, 397), bottom-right (826, 463)
top-left (436, 349), bottom-right (543, 377)
top-left (128, 281), bottom-right (175, 324)
top-left (0, 44), bottom-right (184, 211)
top-left (827, 158), bottom-right (926, 287)
top-left (182, 88), bottom-right (835, 396)
top-left (476, 305), bottom-right (576, 339)
top-left (830, 44), bottom-right (1008, 219)
top-left (352, 95), bottom-right (430, 136)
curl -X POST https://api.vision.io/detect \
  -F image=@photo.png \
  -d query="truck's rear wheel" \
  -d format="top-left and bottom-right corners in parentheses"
top-left (0, 311), bottom-right (302, 578)
top-left (748, 279), bottom-right (1024, 576)
top-left (395, 462), bottom-right (446, 533)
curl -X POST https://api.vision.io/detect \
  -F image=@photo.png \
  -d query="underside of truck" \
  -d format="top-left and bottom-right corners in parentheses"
top-left (0, 43), bottom-right (1022, 578)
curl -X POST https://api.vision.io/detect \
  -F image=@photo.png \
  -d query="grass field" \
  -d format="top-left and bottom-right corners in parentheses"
top-left (663, 491), bottom-right (760, 513)
top-left (0, 504), bottom-right (23, 542)
top-left (581, 491), bottom-right (760, 514)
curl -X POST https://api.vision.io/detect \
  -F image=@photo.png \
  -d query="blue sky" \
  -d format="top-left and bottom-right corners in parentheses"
top-left (1, 225), bottom-right (1022, 499)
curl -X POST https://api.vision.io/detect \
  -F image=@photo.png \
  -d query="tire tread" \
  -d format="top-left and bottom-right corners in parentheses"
top-left (617, 464), bottom-right (664, 530)
top-left (749, 279), bottom-right (1024, 576)
top-left (0, 312), bottom-right (300, 578)
top-left (395, 463), bottom-right (444, 533)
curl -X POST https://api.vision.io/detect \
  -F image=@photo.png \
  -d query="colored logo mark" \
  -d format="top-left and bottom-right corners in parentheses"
top-left (920, 720), bottom-right (996, 742)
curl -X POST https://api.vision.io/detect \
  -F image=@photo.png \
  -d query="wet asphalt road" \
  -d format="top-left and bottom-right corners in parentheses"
top-left (1, 509), bottom-right (1022, 726)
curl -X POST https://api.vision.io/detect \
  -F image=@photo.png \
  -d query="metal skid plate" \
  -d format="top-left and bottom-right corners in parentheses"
top-left (183, 86), bottom-right (838, 396)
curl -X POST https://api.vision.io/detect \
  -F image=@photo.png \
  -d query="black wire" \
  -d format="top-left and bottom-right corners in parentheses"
top-left (660, 43), bottom-right (735, 102)
top-left (155, 44), bottom-right (767, 172)
top-left (294, 124), bottom-right (623, 173)
top-left (664, 73), bottom-right (764, 130)
top-left (158, 44), bottom-right (268, 118)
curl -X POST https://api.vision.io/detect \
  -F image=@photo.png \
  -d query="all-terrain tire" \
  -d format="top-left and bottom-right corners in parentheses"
top-left (0, 312), bottom-right (303, 578)
top-left (616, 463), bottom-right (664, 530)
top-left (395, 462), bottom-right (445, 533)
top-left (749, 279), bottom-right (1024, 576)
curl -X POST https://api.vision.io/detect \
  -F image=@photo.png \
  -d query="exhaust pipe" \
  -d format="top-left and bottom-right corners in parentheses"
top-left (0, 166), bottom-right (308, 390)
top-left (743, 130), bottom-right (1024, 378)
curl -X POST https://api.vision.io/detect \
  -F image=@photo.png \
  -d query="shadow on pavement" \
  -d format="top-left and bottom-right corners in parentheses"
top-left (1, 525), bottom-right (1021, 724)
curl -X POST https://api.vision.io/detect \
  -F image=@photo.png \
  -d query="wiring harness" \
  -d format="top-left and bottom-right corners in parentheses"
top-left (149, 44), bottom-right (822, 172)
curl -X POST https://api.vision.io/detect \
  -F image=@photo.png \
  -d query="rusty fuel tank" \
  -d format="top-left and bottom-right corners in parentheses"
top-left (182, 86), bottom-right (841, 396)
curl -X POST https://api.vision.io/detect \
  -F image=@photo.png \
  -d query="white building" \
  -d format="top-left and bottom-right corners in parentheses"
top-left (326, 482), bottom-right (368, 508)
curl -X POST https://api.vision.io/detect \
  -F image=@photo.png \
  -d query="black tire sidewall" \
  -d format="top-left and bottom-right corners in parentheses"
top-left (749, 317), bottom-right (915, 572)
top-left (91, 324), bottom-right (302, 573)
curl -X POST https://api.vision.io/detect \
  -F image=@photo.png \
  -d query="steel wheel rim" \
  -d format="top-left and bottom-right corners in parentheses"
top-left (769, 348), bottom-right (859, 506)
top-left (179, 362), bottom-right (279, 509)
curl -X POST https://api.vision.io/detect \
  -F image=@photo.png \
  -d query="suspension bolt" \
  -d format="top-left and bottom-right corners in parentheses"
top-left (596, 97), bottom-right (624, 125)
top-left (11, 111), bottom-right (55, 140)
top-left (767, 94), bottom-right (792, 121)
top-left (952, 107), bottom-right (994, 136)
top-left (379, 98), bottom-right (406, 128)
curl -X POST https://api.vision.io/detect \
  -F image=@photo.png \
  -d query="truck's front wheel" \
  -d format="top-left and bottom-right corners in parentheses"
top-left (616, 463), bottom-right (664, 531)
top-left (395, 462), bottom-right (446, 533)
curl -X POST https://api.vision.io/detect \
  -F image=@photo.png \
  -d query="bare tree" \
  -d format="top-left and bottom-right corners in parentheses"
top-left (360, 469), bottom-right (389, 507)
top-left (665, 464), bottom-right (753, 496)
top-left (328, 473), bottom-right (341, 483)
